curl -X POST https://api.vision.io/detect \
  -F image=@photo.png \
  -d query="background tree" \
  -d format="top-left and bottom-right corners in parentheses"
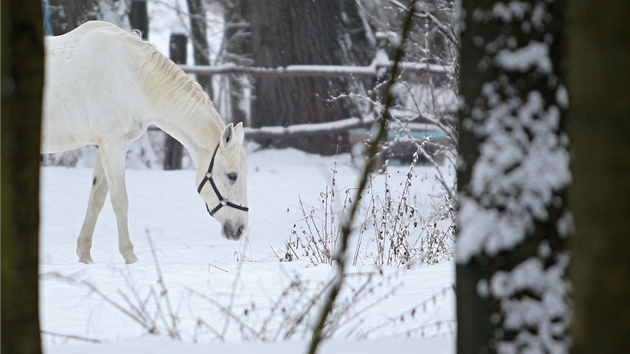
top-left (163, 32), bottom-right (188, 170)
top-left (456, 0), bottom-right (571, 352)
top-left (226, 0), bottom-right (375, 154)
top-left (187, 0), bottom-right (213, 96)
top-left (221, 0), bottom-right (252, 126)
top-left (48, 0), bottom-right (130, 34)
top-left (1, 1), bottom-right (45, 353)
top-left (568, 0), bottom-right (630, 352)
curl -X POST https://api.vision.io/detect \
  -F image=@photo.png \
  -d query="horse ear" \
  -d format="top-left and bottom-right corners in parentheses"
top-left (221, 123), bottom-right (235, 147)
top-left (233, 122), bottom-right (244, 145)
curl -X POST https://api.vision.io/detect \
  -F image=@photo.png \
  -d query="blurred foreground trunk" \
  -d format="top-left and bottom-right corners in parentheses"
top-left (1, 1), bottom-right (45, 353)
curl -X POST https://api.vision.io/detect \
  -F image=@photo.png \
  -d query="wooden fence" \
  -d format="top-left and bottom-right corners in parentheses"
top-left (160, 33), bottom-right (454, 168)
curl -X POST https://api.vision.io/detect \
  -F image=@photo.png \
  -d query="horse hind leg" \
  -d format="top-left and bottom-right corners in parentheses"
top-left (98, 141), bottom-right (139, 264)
top-left (77, 150), bottom-right (108, 263)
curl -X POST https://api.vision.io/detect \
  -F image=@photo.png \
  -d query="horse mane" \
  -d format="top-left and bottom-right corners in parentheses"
top-left (139, 45), bottom-right (218, 120)
top-left (95, 22), bottom-right (224, 131)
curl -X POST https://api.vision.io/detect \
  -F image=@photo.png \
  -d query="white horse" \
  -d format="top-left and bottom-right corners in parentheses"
top-left (42, 21), bottom-right (249, 264)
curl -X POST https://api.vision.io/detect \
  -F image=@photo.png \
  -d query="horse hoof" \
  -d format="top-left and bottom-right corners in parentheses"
top-left (124, 254), bottom-right (139, 264)
top-left (78, 256), bottom-right (94, 264)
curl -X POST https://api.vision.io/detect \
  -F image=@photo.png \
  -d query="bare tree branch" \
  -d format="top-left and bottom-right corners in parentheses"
top-left (307, 1), bottom-right (419, 353)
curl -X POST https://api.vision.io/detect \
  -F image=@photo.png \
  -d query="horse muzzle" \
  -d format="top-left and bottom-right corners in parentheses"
top-left (222, 221), bottom-right (246, 240)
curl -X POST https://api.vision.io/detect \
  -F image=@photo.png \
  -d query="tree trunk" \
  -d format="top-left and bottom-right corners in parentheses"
top-left (247, 0), bottom-right (374, 155)
top-left (48, 0), bottom-right (99, 34)
top-left (163, 33), bottom-right (188, 170)
top-left (48, 0), bottom-right (129, 34)
top-left (1, 1), bottom-right (45, 353)
top-left (223, 0), bottom-right (252, 126)
top-left (568, 1), bottom-right (630, 352)
top-left (187, 0), bottom-right (213, 97)
top-left (456, 0), bottom-right (571, 352)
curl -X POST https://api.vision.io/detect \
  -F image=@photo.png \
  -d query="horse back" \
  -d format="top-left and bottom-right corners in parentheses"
top-left (42, 21), bottom-right (151, 153)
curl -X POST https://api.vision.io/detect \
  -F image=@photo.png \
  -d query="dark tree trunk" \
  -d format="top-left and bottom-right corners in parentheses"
top-left (187, 0), bottom-right (213, 97)
top-left (247, 0), bottom-right (374, 155)
top-left (223, 0), bottom-right (253, 126)
top-left (568, 0), bottom-right (630, 352)
top-left (48, 0), bottom-right (129, 34)
top-left (47, 0), bottom-right (99, 34)
top-left (456, 0), bottom-right (571, 352)
top-left (1, 1), bottom-right (45, 353)
top-left (163, 33), bottom-right (188, 170)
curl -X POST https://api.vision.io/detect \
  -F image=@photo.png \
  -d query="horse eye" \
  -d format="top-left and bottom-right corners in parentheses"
top-left (227, 172), bottom-right (238, 182)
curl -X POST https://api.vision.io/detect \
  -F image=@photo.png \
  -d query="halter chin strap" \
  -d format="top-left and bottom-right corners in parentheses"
top-left (197, 143), bottom-right (249, 216)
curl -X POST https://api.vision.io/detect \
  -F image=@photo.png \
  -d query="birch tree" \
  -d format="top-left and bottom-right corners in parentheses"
top-left (456, 0), bottom-right (571, 352)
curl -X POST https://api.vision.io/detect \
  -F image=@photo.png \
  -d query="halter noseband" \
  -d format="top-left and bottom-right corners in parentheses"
top-left (197, 143), bottom-right (249, 216)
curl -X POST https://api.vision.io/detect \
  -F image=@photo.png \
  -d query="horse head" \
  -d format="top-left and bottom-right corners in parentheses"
top-left (196, 122), bottom-right (249, 240)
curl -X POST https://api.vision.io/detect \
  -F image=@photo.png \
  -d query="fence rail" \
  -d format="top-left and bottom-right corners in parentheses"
top-left (179, 61), bottom-right (452, 78)
top-left (242, 117), bottom-right (374, 139)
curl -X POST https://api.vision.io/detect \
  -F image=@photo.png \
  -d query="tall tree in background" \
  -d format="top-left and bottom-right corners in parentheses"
top-left (222, 0), bottom-right (252, 126)
top-left (187, 0), bottom-right (213, 96)
top-left (238, 0), bottom-right (375, 154)
top-left (47, 0), bottom-right (99, 33)
top-left (1, 1), bottom-right (45, 353)
top-left (47, 0), bottom-right (130, 34)
top-left (456, 0), bottom-right (571, 352)
top-left (568, 1), bottom-right (630, 352)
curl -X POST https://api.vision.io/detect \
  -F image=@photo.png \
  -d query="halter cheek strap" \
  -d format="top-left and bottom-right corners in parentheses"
top-left (197, 143), bottom-right (249, 216)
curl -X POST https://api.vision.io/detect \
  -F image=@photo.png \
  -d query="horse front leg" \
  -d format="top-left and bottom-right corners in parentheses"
top-left (99, 141), bottom-right (139, 264)
top-left (76, 150), bottom-right (108, 263)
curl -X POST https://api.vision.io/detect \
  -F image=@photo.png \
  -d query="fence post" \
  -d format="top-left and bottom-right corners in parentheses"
top-left (130, 0), bottom-right (149, 39)
top-left (163, 33), bottom-right (187, 170)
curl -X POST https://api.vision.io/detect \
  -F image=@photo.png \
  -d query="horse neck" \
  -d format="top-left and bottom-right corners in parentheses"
top-left (132, 41), bottom-right (225, 164)
top-left (153, 104), bottom-right (225, 165)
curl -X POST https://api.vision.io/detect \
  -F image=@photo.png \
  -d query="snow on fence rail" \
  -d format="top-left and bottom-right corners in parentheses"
top-left (179, 61), bottom-right (452, 78)
top-left (148, 117), bottom-right (373, 138)
top-left (242, 117), bottom-right (374, 139)
top-left (168, 56), bottom-right (455, 139)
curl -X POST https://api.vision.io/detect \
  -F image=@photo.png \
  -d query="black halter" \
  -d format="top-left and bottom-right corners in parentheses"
top-left (197, 143), bottom-right (249, 216)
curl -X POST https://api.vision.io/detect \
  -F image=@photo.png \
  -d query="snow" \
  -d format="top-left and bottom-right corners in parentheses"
top-left (489, 252), bottom-right (570, 353)
top-left (492, 2), bottom-right (530, 22)
top-left (178, 60), bottom-right (451, 78)
top-left (40, 148), bottom-right (455, 353)
top-left (495, 41), bottom-right (552, 73)
top-left (457, 90), bottom-right (571, 263)
top-left (45, 336), bottom-right (453, 354)
top-left (243, 117), bottom-right (371, 138)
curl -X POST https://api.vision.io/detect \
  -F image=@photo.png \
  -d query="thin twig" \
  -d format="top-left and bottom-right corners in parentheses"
top-left (41, 330), bottom-right (102, 343)
top-left (42, 272), bottom-right (152, 332)
top-left (186, 287), bottom-right (262, 340)
top-left (221, 259), bottom-right (244, 338)
top-left (307, 1), bottom-right (419, 353)
top-left (146, 229), bottom-right (181, 339)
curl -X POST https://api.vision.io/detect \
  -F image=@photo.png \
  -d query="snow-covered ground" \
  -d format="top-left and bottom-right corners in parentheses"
top-left (40, 147), bottom-right (455, 353)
